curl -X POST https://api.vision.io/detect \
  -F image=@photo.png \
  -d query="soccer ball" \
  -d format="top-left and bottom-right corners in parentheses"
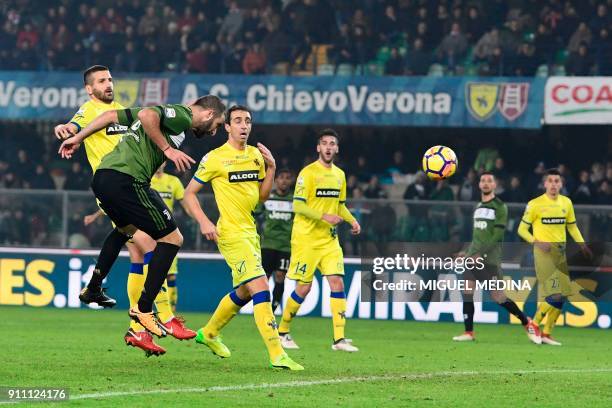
top-left (422, 145), bottom-right (458, 180)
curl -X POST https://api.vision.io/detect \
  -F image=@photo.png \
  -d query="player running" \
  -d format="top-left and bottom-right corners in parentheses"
top-left (55, 66), bottom-right (196, 356)
top-left (59, 95), bottom-right (226, 341)
top-left (278, 128), bottom-right (361, 352)
top-left (256, 168), bottom-right (295, 312)
top-left (518, 168), bottom-right (592, 346)
top-left (452, 171), bottom-right (541, 344)
top-left (183, 105), bottom-right (303, 370)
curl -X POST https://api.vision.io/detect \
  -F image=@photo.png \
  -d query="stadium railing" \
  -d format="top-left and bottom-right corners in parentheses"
top-left (0, 189), bottom-right (610, 253)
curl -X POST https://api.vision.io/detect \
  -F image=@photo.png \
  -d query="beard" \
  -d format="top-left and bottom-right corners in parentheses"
top-left (92, 87), bottom-right (114, 103)
top-left (192, 117), bottom-right (218, 138)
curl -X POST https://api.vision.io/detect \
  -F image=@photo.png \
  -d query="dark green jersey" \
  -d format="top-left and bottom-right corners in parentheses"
top-left (98, 104), bottom-right (193, 182)
top-left (466, 196), bottom-right (507, 266)
top-left (257, 190), bottom-right (293, 252)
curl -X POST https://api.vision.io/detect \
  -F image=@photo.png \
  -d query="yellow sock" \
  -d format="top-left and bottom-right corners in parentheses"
top-left (167, 280), bottom-right (178, 312)
top-left (154, 281), bottom-right (174, 323)
top-left (203, 291), bottom-right (245, 338)
top-left (330, 291), bottom-right (347, 342)
top-left (543, 306), bottom-right (562, 335)
top-left (127, 266), bottom-right (146, 332)
top-left (279, 291), bottom-right (304, 334)
top-left (533, 302), bottom-right (552, 325)
top-left (252, 291), bottom-right (284, 360)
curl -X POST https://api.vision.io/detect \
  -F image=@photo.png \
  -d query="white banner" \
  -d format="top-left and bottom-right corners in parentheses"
top-left (545, 77), bottom-right (612, 124)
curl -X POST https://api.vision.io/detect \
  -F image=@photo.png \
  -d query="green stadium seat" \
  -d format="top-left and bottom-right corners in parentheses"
top-left (427, 63), bottom-right (445, 77)
top-left (536, 64), bottom-right (549, 77)
top-left (336, 63), bottom-right (353, 76)
top-left (552, 65), bottom-right (566, 76)
top-left (317, 64), bottom-right (334, 75)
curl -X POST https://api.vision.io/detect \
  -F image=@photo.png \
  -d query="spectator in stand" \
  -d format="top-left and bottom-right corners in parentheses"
top-left (458, 169), bottom-right (479, 202)
top-left (114, 41), bottom-right (139, 72)
top-left (262, 16), bottom-right (291, 69)
top-left (405, 37), bottom-right (430, 75)
top-left (28, 164), bottom-right (55, 190)
top-left (383, 150), bottom-right (410, 183)
top-left (377, 4), bottom-right (400, 44)
top-left (430, 179), bottom-right (454, 201)
top-left (436, 22), bottom-right (468, 72)
top-left (138, 5), bottom-right (161, 38)
top-left (499, 19), bottom-right (522, 54)
top-left (558, 163), bottom-right (575, 194)
top-left (534, 23), bottom-right (556, 66)
top-left (385, 47), bottom-right (404, 76)
top-left (185, 42), bottom-right (208, 73)
top-left (573, 170), bottom-right (596, 204)
top-left (217, 1), bottom-right (243, 46)
top-left (500, 175), bottom-right (527, 203)
top-left (224, 40), bottom-right (247, 73)
top-left (364, 175), bottom-right (388, 199)
top-left (566, 42), bottom-right (594, 75)
top-left (403, 172), bottom-right (429, 201)
top-left (568, 22), bottom-right (592, 53)
top-left (493, 157), bottom-right (509, 185)
top-left (513, 42), bottom-right (539, 76)
top-left (13, 40), bottom-right (38, 70)
top-left (596, 180), bottom-right (611, 205)
top-left (242, 42), bottom-right (266, 74)
top-left (64, 162), bottom-right (91, 191)
top-left (559, 4), bottom-right (580, 44)
top-left (464, 5), bottom-right (486, 43)
top-left (474, 28), bottom-right (500, 62)
top-left (16, 22), bottom-right (39, 48)
top-left (329, 23), bottom-right (354, 68)
top-left (528, 161), bottom-right (546, 195)
top-left (589, 4), bottom-right (611, 34)
top-left (473, 146), bottom-right (499, 173)
top-left (592, 28), bottom-right (612, 75)
top-left (354, 155), bottom-right (371, 183)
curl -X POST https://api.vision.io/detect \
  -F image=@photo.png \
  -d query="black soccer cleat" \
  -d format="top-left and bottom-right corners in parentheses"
top-left (79, 286), bottom-right (117, 308)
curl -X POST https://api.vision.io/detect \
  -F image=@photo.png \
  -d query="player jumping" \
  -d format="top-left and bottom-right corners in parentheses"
top-left (278, 128), bottom-right (361, 352)
top-left (518, 168), bottom-right (592, 345)
top-left (55, 66), bottom-right (196, 356)
top-left (256, 168), bottom-right (295, 312)
top-left (453, 171), bottom-right (541, 343)
top-left (59, 95), bottom-right (226, 341)
top-left (183, 105), bottom-right (303, 370)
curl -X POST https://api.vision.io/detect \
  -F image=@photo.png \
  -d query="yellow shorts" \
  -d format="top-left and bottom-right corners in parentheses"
top-left (287, 244), bottom-right (344, 283)
top-left (534, 245), bottom-right (571, 299)
top-left (167, 256), bottom-right (178, 275)
top-left (218, 235), bottom-right (265, 288)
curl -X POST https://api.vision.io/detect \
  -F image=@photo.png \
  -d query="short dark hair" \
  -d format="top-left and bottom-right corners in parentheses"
top-left (225, 104), bottom-right (251, 124)
top-left (317, 128), bottom-right (339, 143)
top-left (192, 95), bottom-right (227, 117)
top-left (480, 171), bottom-right (496, 179)
top-left (83, 65), bottom-right (109, 85)
top-left (546, 168), bottom-right (562, 177)
top-left (276, 168), bottom-right (294, 178)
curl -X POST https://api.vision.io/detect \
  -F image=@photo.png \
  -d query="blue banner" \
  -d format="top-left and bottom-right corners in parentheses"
top-left (0, 249), bottom-right (608, 328)
top-left (0, 71), bottom-right (544, 128)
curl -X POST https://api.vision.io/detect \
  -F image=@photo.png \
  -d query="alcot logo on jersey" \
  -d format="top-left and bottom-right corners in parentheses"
top-left (541, 217), bottom-right (566, 224)
top-left (105, 123), bottom-right (128, 135)
top-left (228, 170), bottom-right (259, 183)
top-left (316, 188), bottom-right (340, 198)
top-left (466, 82), bottom-right (530, 121)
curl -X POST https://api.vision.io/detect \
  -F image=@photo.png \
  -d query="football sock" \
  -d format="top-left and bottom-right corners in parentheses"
top-left (463, 293), bottom-right (474, 332)
top-left (127, 263), bottom-right (146, 332)
top-left (499, 300), bottom-right (529, 326)
top-left (167, 276), bottom-right (178, 311)
top-left (279, 290), bottom-right (304, 334)
top-left (330, 291), bottom-right (347, 342)
top-left (534, 303), bottom-right (553, 325)
top-left (88, 228), bottom-right (129, 289)
top-left (137, 243), bottom-right (180, 313)
top-left (154, 281), bottom-right (173, 323)
top-left (271, 279), bottom-right (285, 311)
top-left (252, 291), bottom-right (284, 360)
top-left (203, 290), bottom-right (247, 338)
top-left (543, 297), bottom-right (564, 335)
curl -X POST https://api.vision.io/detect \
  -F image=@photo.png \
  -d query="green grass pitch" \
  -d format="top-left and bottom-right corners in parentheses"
top-left (1, 306), bottom-right (610, 407)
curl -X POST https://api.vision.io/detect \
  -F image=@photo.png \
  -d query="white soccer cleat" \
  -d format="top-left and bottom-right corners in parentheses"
top-left (541, 334), bottom-right (562, 346)
top-left (525, 319), bottom-right (542, 345)
top-left (280, 333), bottom-right (300, 349)
top-left (332, 338), bottom-right (359, 352)
top-left (452, 332), bottom-right (475, 342)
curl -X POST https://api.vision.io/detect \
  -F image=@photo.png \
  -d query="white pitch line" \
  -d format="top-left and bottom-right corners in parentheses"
top-left (67, 368), bottom-right (612, 401)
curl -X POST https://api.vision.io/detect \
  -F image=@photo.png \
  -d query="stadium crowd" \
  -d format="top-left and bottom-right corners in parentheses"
top-left (1, 0), bottom-right (612, 76)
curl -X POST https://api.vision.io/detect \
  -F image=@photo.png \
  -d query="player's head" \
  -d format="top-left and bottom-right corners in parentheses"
top-left (189, 95), bottom-right (227, 138)
top-left (275, 168), bottom-right (294, 193)
top-left (83, 65), bottom-right (113, 103)
top-left (544, 168), bottom-right (563, 196)
top-left (317, 128), bottom-right (339, 164)
top-left (479, 171), bottom-right (497, 195)
top-left (225, 105), bottom-right (252, 145)
top-left (155, 162), bottom-right (166, 176)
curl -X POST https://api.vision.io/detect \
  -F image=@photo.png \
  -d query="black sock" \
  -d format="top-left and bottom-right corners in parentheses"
top-left (463, 294), bottom-right (474, 332)
top-left (500, 300), bottom-right (529, 326)
top-left (88, 229), bottom-right (129, 289)
top-left (138, 242), bottom-right (180, 313)
top-left (272, 279), bottom-right (285, 311)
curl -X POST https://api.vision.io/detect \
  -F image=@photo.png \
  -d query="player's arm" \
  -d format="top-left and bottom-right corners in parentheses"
top-left (518, 202), bottom-right (550, 252)
top-left (338, 175), bottom-right (360, 234)
top-left (137, 106), bottom-right (195, 172)
top-left (83, 209), bottom-right (105, 226)
top-left (183, 179), bottom-right (218, 242)
top-left (257, 143), bottom-right (276, 202)
top-left (58, 110), bottom-right (120, 159)
top-left (565, 200), bottom-right (592, 258)
top-left (55, 105), bottom-right (88, 140)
